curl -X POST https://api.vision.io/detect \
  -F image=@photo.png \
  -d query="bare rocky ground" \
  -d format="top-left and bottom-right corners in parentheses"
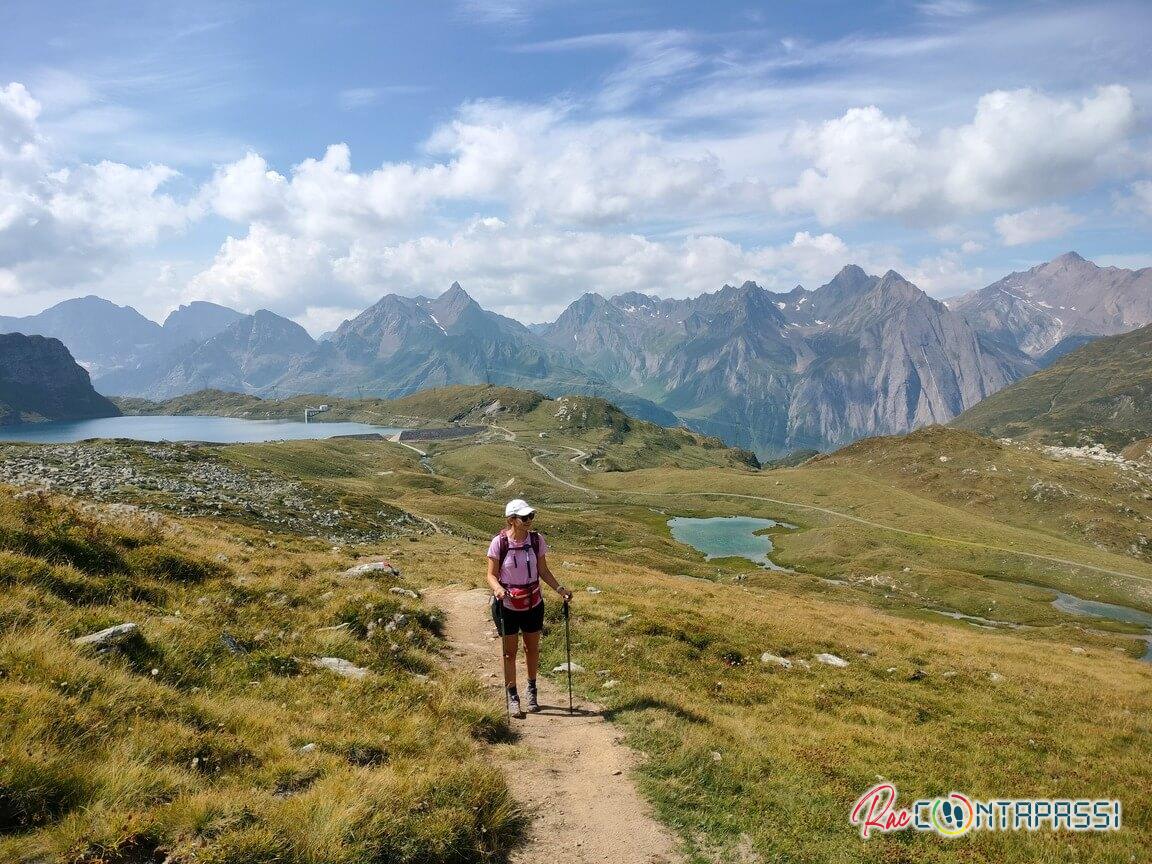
top-left (0, 441), bottom-right (420, 544)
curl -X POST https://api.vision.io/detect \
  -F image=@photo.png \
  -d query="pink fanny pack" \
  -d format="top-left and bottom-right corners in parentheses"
top-left (502, 582), bottom-right (542, 611)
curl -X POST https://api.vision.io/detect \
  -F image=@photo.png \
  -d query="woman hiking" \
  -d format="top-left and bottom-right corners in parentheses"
top-left (487, 498), bottom-right (573, 718)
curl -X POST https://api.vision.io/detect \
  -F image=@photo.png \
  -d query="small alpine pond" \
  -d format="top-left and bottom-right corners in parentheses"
top-left (667, 515), bottom-right (795, 571)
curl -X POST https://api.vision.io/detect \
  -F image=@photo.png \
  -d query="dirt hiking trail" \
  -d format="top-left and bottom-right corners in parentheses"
top-left (431, 586), bottom-right (680, 864)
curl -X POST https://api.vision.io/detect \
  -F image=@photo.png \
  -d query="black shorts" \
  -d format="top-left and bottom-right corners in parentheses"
top-left (491, 597), bottom-right (545, 635)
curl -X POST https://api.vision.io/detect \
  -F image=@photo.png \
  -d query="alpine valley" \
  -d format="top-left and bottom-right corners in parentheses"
top-left (3, 252), bottom-right (1149, 457)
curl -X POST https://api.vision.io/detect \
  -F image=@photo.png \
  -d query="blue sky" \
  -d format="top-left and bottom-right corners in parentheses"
top-left (1, 0), bottom-right (1149, 330)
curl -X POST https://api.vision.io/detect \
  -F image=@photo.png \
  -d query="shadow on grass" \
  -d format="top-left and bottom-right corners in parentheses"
top-left (601, 696), bottom-right (709, 725)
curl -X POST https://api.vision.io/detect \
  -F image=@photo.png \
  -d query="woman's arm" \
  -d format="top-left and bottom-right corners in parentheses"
top-left (486, 557), bottom-right (505, 598)
top-left (537, 554), bottom-right (572, 600)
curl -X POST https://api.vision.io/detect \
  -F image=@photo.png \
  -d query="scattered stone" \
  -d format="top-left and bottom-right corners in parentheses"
top-left (909, 669), bottom-right (927, 681)
top-left (814, 653), bottom-right (849, 668)
top-left (73, 623), bottom-right (138, 650)
top-left (389, 587), bottom-right (419, 599)
top-left (988, 672), bottom-right (1005, 682)
top-left (553, 662), bottom-right (585, 673)
top-left (612, 770), bottom-right (622, 776)
top-left (298, 743), bottom-right (317, 754)
top-left (603, 680), bottom-right (619, 689)
top-left (1070, 646), bottom-right (1086, 654)
top-left (759, 653), bottom-right (792, 669)
top-left (220, 632), bottom-right (247, 654)
top-left (311, 657), bottom-right (370, 680)
top-left (342, 561), bottom-right (400, 578)
top-left (710, 751), bottom-right (722, 762)
top-left (586, 586), bottom-right (602, 594)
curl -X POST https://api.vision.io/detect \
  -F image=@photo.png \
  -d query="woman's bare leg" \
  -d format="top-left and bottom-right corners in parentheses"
top-left (502, 633), bottom-right (519, 687)
top-left (523, 630), bottom-right (541, 681)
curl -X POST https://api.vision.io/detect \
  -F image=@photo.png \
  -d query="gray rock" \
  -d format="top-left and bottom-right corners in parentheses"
top-left (342, 561), bottom-right (400, 578)
top-left (311, 657), bottom-right (370, 680)
top-left (760, 652), bottom-right (792, 668)
top-left (553, 662), bottom-right (585, 673)
top-left (389, 587), bottom-right (419, 599)
top-left (814, 653), bottom-right (849, 668)
top-left (73, 623), bottom-right (139, 649)
top-left (219, 632), bottom-right (247, 654)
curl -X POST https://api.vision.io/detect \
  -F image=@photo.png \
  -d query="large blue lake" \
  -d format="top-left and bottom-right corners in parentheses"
top-left (0, 415), bottom-right (401, 444)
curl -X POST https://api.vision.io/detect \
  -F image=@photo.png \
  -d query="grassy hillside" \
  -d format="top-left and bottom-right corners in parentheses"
top-left (115, 386), bottom-right (759, 472)
top-left (117, 385), bottom-right (553, 427)
top-left (0, 487), bottom-right (518, 862)
top-left (4, 402), bottom-right (1151, 861)
top-left (807, 425), bottom-right (1152, 564)
top-left (953, 322), bottom-right (1152, 448)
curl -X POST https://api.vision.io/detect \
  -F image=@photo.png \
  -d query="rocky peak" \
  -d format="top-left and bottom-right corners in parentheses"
top-left (227, 311), bottom-right (316, 354)
top-left (0, 333), bottom-right (120, 423)
top-left (162, 301), bottom-right (245, 346)
top-left (430, 282), bottom-right (485, 331)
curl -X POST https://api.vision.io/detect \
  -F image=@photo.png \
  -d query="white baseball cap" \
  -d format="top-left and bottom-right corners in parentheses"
top-left (505, 498), bottom-right (536, 517)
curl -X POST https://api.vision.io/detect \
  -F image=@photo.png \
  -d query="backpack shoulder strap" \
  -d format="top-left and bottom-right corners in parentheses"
top-left (495, 531), bottom-right (510, 567)
top-left (529, 531), bottom-right (541, 558)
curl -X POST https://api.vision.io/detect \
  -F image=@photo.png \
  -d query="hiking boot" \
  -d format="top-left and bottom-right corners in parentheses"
top-left (507, 691), bottom-right (526, 719)
top-left (526, 681), bottom-right (540, 713)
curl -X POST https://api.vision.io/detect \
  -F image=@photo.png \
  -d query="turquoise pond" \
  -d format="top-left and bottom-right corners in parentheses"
top-left (0, 415), bottom-right (402, 444)
top-left (1053, 591), bottom-right (1152, 662)
top-left (667, 515), bottom-right (794, 570)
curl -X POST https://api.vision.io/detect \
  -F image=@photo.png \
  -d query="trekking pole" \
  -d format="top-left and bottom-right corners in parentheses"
top-left (494, 595), bottom-right (509, 722)
top-left (563, 598), bottom-right (573, 714)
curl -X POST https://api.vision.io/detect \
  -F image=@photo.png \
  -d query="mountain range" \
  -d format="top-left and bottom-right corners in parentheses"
top-left (3, 252), bottom-right (1149, 455)
top-left (949, 252), bottom-right (1152, 362)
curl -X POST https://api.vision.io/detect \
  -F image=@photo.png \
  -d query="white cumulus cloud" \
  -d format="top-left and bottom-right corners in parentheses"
top-left (993, 205), bottom-right (1083, 246)
top-left (0, 81), bottom-right (195, 298)
top-left (773, 85), bottom-right (1136, 225)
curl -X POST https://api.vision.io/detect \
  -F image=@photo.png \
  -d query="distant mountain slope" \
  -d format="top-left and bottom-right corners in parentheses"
top-left (0, 333), bottom-right (120, 424)
top-left (0, 296), bottom-right (165, 377)
top-left (810, 425), bottom-right (1152, 562)
top-left (952, 322), bottom-right (1152, 449)
top-left (543, 266), bottom-right (1031, 456)
top-left (162, 301), bottom-right (245, 347)
top-left (951, 252), bottom-right (1152, 360)
top-left (101, 310), bottom-right (318, 399)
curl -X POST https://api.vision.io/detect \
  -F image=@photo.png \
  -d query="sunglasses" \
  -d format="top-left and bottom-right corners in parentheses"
top-left (514, 513), bottom-right (535, 521)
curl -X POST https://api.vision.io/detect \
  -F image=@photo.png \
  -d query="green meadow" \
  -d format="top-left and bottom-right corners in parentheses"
top-left (2, 390), bottom-right (1149, 862)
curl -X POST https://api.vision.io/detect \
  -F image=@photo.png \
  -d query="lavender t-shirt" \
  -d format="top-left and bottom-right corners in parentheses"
top-left (488, 530), bottom-right (548, 607)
